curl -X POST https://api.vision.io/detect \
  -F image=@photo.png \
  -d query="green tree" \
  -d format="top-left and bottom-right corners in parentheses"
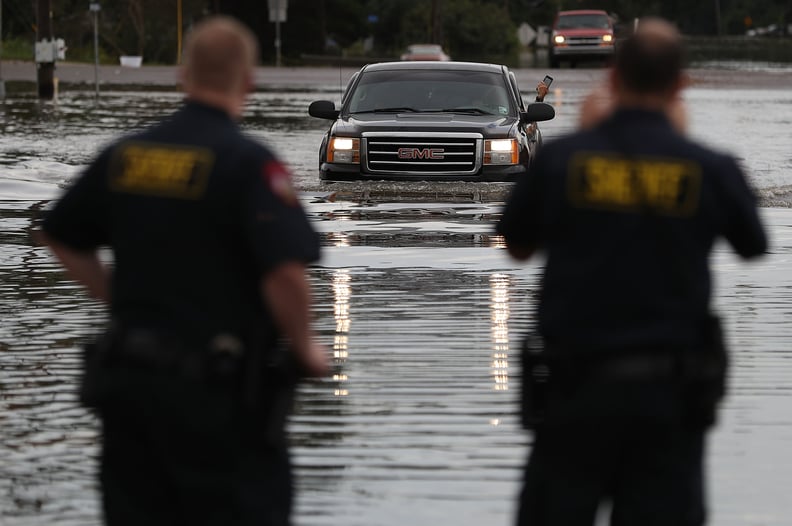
top-left (504, 0), bottom-right (561, 28)
top-left (444, 0), bottom-right (520, 62)
top-left (367, 0), bottom-right (519, 62)
top-left (2, 0), bottom-right (789, 65)
top-left (40, 0), bottom-right (208, 64)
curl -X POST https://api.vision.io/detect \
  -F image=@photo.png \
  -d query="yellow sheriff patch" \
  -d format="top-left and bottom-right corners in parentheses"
top-left (110, 143), bottom-right (214, 199)
top-left (567, 152), bottom-right (702, 216)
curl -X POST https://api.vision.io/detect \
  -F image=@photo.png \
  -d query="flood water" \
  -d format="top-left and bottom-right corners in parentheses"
top-left (2, 66), bottom-right (792, 525)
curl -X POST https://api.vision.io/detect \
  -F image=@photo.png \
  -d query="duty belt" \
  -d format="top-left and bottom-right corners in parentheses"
top-left (587, 352), bottom-right (679, 379)
top-left (108, 327), bottom-right (245, 380)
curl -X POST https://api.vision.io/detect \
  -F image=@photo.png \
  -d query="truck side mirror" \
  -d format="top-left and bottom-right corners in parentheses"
top-left (309, 100), bottom-right (340, 120)
top-left (521, 102), bottom-right (555, 123)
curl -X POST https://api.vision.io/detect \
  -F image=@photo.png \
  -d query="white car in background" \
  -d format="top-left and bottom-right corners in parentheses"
top-left (400, 44), bottom-right (451, 61)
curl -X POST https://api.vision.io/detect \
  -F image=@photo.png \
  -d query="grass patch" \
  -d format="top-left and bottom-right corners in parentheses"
top-left (60, 44), bottom-right (116, 64)
top-left (1, 37), bottom-right (35, 61)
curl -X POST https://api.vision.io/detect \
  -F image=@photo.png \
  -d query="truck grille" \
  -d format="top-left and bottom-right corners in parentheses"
top-left (565, 37), bottom-right (606, 46)
top-left (364, 132), bottom-right (482, 176)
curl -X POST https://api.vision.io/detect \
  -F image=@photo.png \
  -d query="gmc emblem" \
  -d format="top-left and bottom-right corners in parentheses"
top-left (397, 147), bottom-right (445, 160)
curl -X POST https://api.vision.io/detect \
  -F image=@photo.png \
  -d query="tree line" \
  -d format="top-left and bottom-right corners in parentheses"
top-left (2, 0), bottom-right (790, 65)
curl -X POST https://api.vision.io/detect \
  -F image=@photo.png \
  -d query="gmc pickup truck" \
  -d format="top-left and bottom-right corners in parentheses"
top-left (308, 61), bottom-right (555, 182)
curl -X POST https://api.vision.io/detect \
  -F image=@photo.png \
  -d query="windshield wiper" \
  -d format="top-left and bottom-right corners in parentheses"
top-left (363, 106), bottom-right (418, 113)
top-left (438, 107), bottom-right (492, 115)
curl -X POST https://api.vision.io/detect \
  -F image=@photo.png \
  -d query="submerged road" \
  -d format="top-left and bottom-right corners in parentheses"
top-left (2, 61), bottom-right (792, 525)
top-left (4, 60), bottom-right (792, 206)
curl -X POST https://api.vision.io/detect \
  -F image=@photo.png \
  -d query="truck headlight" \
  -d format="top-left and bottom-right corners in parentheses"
top-left (553, 35), bottom-right (565, 44)
top-left (484, 139), bottom-right (519, 165)
top-left (328, 137), bottom-right (360, 164)
top-left (602, 34), bottom-right (613, 43)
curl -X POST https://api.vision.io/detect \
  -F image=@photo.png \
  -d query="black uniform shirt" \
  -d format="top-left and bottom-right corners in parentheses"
top-left (497, 108), bottom-right (767, 353)
top-left (43, 101), bottom-right (320, 342)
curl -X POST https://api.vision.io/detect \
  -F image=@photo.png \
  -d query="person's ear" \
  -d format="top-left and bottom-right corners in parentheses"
top-left (178, 67), bottom-right (189, 91)
top-left (678, 72), bottom-right (691, 90)
top-left (607, 67), bottom-right (619, 92)
top-left (666, 73), bottom-right (687, 99)
top-left (241, 69), bottom-right (255, 94)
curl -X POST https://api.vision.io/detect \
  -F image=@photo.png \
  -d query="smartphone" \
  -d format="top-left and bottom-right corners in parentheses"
top-left (542, 75), bottom-right (554, 88)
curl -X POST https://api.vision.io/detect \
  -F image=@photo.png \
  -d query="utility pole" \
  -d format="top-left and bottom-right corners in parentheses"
top-left (1, 0), bottom-right (6, 99)
top-left (268, 0), bottom-right (287, 67)
top-left (36, 0), bottom-right (55, 99)
top-left (90, 3), bottom-right (101, 99)
top-left (177, 0), bottom-right (183, 64)
top-left (275, 17), bottom-right (281, 67)
top-left (430, 0), bottom-right (443, 45)
top-left (275, 0), bottom-right (282, 68)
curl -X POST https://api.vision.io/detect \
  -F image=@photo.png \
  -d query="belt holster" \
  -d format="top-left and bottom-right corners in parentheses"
top-left (79, 325), bottom-right (121, 409)
top-left (679, 314), bottom-right (728, 428)
top-left (520, 332), bottom-right (551, 430)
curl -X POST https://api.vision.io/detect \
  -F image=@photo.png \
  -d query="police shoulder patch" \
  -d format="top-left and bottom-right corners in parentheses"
top-left (262, 160), bottom-right (298, 206)
top-left (567, 151), bottom-right (702, 216)
top-left (110, 141), bottom-right (215, 199)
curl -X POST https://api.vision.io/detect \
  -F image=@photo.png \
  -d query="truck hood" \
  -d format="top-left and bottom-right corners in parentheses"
top-left (554, 28), bottom-right (612, 37)
top-left (333, 113), bottom-right (519, 138)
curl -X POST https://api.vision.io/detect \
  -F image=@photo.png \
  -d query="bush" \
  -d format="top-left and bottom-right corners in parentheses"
top-left (62, 44), bottom-right (115, 64)
top-left (1, 37), bottom-right (35, 61)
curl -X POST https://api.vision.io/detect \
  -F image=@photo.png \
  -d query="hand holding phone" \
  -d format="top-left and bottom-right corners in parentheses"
top-left (542, 75), bottom-right (554, 88)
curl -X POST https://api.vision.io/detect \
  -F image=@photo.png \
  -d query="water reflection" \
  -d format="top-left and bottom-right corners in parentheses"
top-left (490, 273), bottom-right (510, 393)
top-left (291, 263), bottom-right (531, 526)
top-left (2, 199), bottom-right (792, 525)
top-left (327, 231), bottom-right (351, 248)
top-left (332, 269), bottom-right (351, 398)
top-left (3, 78), bottom-right (792, 524)
top-left (490, 234), bottom-right (507, 250)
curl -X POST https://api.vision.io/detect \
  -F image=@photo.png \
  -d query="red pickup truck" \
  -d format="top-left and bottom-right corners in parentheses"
top-left (549, 9), bottom-right (615, 68)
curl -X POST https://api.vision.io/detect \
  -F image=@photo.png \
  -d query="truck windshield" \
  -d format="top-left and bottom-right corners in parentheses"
top-left (347, 70), bottom-right (513, 116)
top-left (556, 14), bottom-right (611, 29)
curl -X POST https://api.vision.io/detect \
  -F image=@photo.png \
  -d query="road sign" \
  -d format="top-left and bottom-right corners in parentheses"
top-left (268, 0), bottom-right (288, 23)
top-left (517, 23), bottom-right (537, 46)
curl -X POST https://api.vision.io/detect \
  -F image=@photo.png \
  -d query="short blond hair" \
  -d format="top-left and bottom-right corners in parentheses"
top-left (182, 16), bottom-right (259, 94)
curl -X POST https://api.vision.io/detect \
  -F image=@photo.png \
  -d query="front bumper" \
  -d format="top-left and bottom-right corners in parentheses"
top-left (319, 162), bottom-right (529, 182)
top-left (551, 45), bottom-right (614, 58)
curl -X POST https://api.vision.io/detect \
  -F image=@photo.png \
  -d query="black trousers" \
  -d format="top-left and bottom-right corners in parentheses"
top-left (98, 370), bottom-right (292, 526)
top-left (516, 378), bottom-right (707, 526)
